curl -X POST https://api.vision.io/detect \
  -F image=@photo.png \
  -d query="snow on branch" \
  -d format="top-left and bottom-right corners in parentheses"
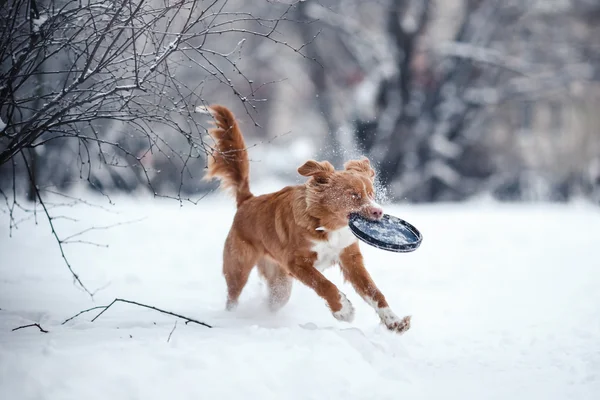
top-left (0, 0), bottom-right (314, 295)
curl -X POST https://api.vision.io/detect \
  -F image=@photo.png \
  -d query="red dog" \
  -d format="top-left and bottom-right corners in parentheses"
top-left (203, 105), bottom-right (410, 333)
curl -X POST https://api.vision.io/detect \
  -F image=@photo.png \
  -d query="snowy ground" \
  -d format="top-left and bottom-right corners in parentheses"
top-left (1, 187), bottom-right (599, 400)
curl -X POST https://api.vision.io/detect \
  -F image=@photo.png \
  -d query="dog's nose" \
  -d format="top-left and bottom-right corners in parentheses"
top-left (370, 207), bottom-right (383, 219)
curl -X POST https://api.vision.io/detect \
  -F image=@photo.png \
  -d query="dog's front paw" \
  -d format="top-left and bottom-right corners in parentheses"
top-left (332, 292), bottom-right (355, 323)
top-left (385, 315), bottom-right (411, 334)
top-left (379, 308), bottom-right (411, 334)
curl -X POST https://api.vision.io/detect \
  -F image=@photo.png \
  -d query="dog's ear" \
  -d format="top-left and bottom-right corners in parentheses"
top-left (298, 160), bottom-right (335, 184)
top-left (344, 157), bottom-right (375, 179)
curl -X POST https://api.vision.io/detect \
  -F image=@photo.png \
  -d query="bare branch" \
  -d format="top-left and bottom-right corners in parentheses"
top-left (62, 298), bottom-right (212, 328)
top-left (61, 217), bottom-right (147, 243)
top-left (61, 306), bottom-right (108, 325)
top-left (21, 151), bottom-right (93, 296)
top-left (167, 320), bottom-right (178, 343)
top-left (12, 323), bottom-right (49, 333)
top-left (0, 0), bottom-right (319, 291)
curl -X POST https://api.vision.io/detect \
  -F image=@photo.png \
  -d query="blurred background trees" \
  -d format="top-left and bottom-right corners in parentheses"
top-left (2, 0), bottom-right (600, 207)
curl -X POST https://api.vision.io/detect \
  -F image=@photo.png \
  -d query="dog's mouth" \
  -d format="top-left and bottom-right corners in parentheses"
top-left (348, 211), bottom-right (384, 222)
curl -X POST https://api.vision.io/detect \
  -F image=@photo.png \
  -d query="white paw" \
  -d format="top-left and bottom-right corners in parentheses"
top-left (378, 307), bottom-right (411, 334)
top-left (332, 293), bottom-right (355, 322)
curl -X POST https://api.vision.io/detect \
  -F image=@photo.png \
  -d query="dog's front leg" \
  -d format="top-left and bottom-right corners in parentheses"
top-left (339, 242), bottom-right (411, 334)
top-left (287, 254), bottom-right (355, 322)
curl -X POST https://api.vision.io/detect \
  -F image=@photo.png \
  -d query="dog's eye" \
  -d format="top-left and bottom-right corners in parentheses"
top-left (351, 192), bottom-right (361, 200)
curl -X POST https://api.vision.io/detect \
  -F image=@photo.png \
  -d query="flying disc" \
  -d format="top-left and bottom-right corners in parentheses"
top-left (348, 213), bottom-right (423, 253)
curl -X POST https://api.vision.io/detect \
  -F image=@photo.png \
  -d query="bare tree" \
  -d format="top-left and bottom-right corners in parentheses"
top-left (299, 0), bottom-right (600, 202)
top-left (0, 0), bottom-right (311, 292)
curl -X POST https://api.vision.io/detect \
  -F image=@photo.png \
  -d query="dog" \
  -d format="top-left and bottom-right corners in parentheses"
top-left (202, 104), bottom-right (410, 334)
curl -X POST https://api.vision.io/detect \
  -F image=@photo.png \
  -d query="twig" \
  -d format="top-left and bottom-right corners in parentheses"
top-left (61, 217), bottom-right (147, 243)
top-left (12, 323), bottom-right (49, 333)
top-left (61, 305), bottom-right (108, 325)
top-left (21, 151), bottom-right (94, 297)
top-left (62, 298), bottom-right (212, 328)
top-left (167, 320), bottom-right (178, 342)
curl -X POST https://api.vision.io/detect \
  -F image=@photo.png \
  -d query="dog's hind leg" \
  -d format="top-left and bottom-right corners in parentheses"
top-left (222, 230), bottom-right (258, 311)
top-left (257, 258), bottom-right (292, 312)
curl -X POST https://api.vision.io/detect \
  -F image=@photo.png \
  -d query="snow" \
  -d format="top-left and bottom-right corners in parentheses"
top-left (1, 190), bottom-right (600, 399)
top-left (32, 15), bottom-right (48, 33)
top-left (402, 15), bottom-right (418, 34)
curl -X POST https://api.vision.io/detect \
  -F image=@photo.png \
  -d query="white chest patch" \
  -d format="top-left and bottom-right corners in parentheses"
top-left (311, 227), bottom-right (357, 271)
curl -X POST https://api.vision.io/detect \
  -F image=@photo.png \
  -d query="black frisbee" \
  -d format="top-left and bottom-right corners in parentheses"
top-left (348, 213), bottom-right (423, 253)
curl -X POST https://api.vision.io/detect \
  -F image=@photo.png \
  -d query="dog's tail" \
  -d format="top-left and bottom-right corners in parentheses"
top-left (201, 104), bottom-right (253, 207)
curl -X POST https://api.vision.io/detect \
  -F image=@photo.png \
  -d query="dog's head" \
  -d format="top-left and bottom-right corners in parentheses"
top-left (298, 157), bottom-right (383, 224)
